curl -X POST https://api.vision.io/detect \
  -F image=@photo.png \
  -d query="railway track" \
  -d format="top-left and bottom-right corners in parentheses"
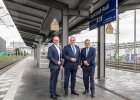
top-left (106, 61), bottom-right (140, 71)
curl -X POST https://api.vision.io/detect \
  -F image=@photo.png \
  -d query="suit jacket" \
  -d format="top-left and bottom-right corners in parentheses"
top-left (62, 44), bottom-right (81, 69)
top-left (81, 47), bottom-right (96, 68)
top-left (48, 44), bottom-right (62, 69)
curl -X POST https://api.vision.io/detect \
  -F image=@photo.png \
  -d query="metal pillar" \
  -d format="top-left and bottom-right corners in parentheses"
top-left (115, 19), bottom-right (120, 69)
top-left (34, 48), bottom-right (37, 59)
top-left (61, 10), bottom-right (68, 80)
top-left (37, 44), bottom-right (40, 67)
top-left (97, 25), bottom-right (105, 79)
top-left (62, 13), bottom-right (68, 46)
top-left (36, 38), bottom-right (42, 68)
top-left (134, 10), bottom-right (137, 71)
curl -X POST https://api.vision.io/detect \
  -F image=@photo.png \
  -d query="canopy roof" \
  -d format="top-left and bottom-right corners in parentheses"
top-left (3, 0), bottom-right (140, 47)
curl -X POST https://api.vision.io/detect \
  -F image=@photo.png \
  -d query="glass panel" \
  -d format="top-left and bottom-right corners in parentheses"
top-left (136, 9), bottom-right (140, 71)
top-left (105, 10), bottom-right (135, 71)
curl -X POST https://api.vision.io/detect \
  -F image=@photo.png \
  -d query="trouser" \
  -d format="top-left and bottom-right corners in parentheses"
top-left (83, 66), bottom-right (95, 95)
top-left (64, 68), bottom-right (77, 93)
top-left (50, 69), bottom-right (60, 95)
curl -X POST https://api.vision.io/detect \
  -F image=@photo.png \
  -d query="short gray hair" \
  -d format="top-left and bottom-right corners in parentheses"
top-left (84, 39), bottom-right (90, 43)
top-left (70, 36), bottom-right (76, 40)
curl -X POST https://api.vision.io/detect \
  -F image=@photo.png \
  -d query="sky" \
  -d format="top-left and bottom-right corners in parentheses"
top-left (0, 0), bottom-right (23, 46)
top-left (74, 10), bottom-right (140, 43)
top-left (0, 0), bottom-right (140, 47)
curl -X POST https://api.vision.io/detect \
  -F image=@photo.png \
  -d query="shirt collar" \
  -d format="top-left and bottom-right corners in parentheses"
top-left (54, 44), bottom-right (59, 48)
top-left (86, 47), bottom-right (90, 49)
top-left (86, 47), bottom-right (90, 50)
top-left (70, 44), bottom-right (75, 47)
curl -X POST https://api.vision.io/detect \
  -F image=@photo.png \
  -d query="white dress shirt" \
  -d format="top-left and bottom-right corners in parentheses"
top-left (54, 44), bottom-right (60, 61)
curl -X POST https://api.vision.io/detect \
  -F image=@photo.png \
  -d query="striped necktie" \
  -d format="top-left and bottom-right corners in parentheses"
top-left (72, 46), bottom-right (76, 55)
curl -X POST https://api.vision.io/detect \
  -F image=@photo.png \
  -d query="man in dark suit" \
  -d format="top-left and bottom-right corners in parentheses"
top-left (62, 36), bottom-right (81, 97)
top-left (81, 39), bottom-right (96, 98)
top-left (48, 36), bottom-right (63, 99)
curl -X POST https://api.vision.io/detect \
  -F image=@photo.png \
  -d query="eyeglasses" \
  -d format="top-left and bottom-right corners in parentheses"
top-left (54, 40), bottom-right (59, 41)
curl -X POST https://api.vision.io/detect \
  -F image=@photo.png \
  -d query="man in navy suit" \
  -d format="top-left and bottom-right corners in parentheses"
top-left (48, 36), bottom-right (63, 99)
top-left (62, 36), bottom-right (81, 96)
top-left (81, 39), bottom-right (96, 98)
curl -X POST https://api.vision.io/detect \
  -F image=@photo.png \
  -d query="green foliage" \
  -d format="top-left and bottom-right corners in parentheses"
top-left (0, 56), bottom-right (24, 68)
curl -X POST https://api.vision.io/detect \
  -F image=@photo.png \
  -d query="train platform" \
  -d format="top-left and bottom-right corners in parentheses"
top-left (0, 56), bottom-right (140, 100)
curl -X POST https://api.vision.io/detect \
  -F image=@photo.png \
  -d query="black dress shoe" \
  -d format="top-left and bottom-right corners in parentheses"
top-left (55, 93), bottom-right (61, 97)
top-left (50, 95), bottom-right (57, 99)
top-left (91, 94), bottom-right (95, 98)
top-left (83, 91), bottom-right (89, 94)
top-left (64, 93), bottom-right (68, 97)
top-left (71, 91), bottom-right (79, 95)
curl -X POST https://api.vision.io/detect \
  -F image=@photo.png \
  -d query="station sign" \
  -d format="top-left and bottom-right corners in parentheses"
top-left (90, 0), bottom-right (118, 30)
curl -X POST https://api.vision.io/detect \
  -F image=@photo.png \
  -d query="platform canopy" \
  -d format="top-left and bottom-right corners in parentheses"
top-left (3, 0), bottom-right (140, 47)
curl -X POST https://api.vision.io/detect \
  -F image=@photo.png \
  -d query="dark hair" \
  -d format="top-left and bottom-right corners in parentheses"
top-left (53, 36), bottom-right (59, 40)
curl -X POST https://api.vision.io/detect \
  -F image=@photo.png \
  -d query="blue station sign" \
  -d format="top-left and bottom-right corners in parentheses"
top-left (89, 0), bottom-right (118, 30)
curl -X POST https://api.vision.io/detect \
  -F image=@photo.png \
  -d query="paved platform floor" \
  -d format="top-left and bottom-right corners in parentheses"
top-left (0, 56), bottom-right (140, 100)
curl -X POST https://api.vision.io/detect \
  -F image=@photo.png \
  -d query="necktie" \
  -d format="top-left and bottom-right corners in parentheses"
top-left (72, 46), bottom-right (76, 55)
top-left (86, 48), bottom-right (89, 57)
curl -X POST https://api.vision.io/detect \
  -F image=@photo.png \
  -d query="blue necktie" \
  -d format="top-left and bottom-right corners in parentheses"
top-left (72, 46), bottom-right (76, 55)
top-left (86, 48), bottom-right (89, 57)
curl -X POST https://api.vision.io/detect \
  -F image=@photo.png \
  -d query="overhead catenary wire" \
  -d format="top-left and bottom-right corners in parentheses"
top-left (0, 2), bottom-right (23, 42)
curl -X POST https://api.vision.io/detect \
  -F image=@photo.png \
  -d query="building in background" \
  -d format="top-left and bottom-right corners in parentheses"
top-left (6, 42), bottom-right (31, 55)
top-left (105, 41), bottom-right (140, 61)
top-left (0, 37), bottom-right (6, 53)
top-left (10, 42), bottom-right (26, 48)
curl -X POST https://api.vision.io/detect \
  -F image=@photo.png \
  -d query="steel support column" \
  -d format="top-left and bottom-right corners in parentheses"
top-left (61, 10), bottom-right (69, 80)
top-left (36, 38), bottom-right (42, 68)
top-left (34, 48), bottom-right (37, 60)
top-left (115, 19), bottom-right (120, 69)
top-left (37, 44), bottom-right (40, 67)
top-left (97, 25), bottom-right (105, 79)
top-left (134, 10), bottom-right (137, 71)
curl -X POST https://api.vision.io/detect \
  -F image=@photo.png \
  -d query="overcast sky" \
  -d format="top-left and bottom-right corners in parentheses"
top-left (75, 10), bottom-right (140, 43)
top-left (0, 0), bottom-right (140, 47)
top-left (0, 0), bottom-right (23, 46)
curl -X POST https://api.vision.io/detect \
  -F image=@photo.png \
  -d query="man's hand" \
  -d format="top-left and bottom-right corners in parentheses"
top-left (83, 61), bottom-right (88, 65)
top-left (71, 58), bottom-right (76, 62)
top-left (58, 61), bottom-right (61, 65)
top-left (60, 66), bottom-right (63, 70)
top-left (83, 61), bottom-right (89, 66)
top-left (77, 65), bottom-right (81, 69)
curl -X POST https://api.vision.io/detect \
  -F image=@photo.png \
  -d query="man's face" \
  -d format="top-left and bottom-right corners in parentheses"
top-left (85, 41), bottom-right (90, 48)
top-left (53, 37), bottom-right (59, 45)
top-left (70, 37), bottom-right (76, 45)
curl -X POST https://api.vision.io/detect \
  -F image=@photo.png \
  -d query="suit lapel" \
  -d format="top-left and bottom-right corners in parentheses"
top-left (84, 48), bottom-right (86, 57)
top-left (52, 44), bottom-right (59, 57)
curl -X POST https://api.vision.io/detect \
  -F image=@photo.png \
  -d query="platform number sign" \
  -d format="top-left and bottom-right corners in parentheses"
top-left (97, 16), bottom-right (102, 22)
